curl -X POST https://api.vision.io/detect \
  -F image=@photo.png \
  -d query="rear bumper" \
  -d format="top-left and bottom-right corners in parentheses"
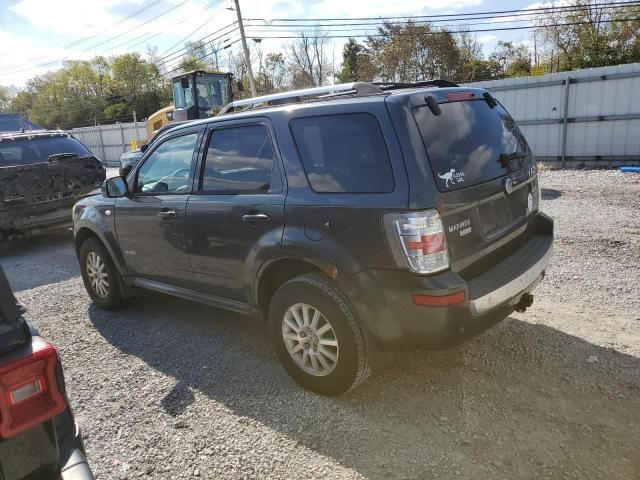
top-left (339, 213), bottom-right (553, 350)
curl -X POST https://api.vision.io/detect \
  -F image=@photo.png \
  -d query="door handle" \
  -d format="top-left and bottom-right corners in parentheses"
top-left (157, 209), bottom-right (176, 219)
top-left (242, 213), bottom-right (270, 224)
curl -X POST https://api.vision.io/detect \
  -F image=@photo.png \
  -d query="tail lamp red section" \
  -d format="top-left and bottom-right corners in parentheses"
top-left (0, 337), bottom-right (66, 439)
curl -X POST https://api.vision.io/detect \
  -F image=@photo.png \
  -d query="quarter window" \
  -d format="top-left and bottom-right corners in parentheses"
top-left (200, 125), bottom-right (275, 193)
top-left (136, 133), bottom-right (198, 194)
top-left (290, 113), bottom-right (394, 193)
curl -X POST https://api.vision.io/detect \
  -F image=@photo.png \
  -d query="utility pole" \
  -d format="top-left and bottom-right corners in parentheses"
top-left (233, 0), bottom-right (257, 97)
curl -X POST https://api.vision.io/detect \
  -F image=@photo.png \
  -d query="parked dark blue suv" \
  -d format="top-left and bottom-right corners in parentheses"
top-left (72, 82), bottom-right (553, 395)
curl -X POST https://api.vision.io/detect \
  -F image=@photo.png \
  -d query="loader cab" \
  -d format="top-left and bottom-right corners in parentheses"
top-left (172, 70), bottom-right (233, 122)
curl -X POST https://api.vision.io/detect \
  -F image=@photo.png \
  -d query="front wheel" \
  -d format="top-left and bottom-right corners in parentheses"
top-left (268, 273), bottom-right (372, 396)
top-left (79, 237), bottom-right (125, 310)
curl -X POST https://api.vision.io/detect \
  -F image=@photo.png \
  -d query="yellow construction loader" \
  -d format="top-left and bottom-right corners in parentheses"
top-left (146, 70), bottom-right (234, 140)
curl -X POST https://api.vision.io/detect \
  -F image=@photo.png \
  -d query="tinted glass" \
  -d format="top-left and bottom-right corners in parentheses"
top-left (201, 125), bottom-right (274, 193)
top-left (413, 100), bottom-right (532, 191)
top-left (290, 113), bottom-right (394, 193)
top-left (136, 133), bottom-right (198, 194)
top-left (0, 136), bottom-right (92, 166)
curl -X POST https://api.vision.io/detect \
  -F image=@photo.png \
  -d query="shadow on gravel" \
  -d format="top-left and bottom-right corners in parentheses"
top-left (88, 296), bottom-right (640, 479)
top-left (541, 188), bottom-right (563, 200)
top-left (0, 230), bottom-right (79, 292)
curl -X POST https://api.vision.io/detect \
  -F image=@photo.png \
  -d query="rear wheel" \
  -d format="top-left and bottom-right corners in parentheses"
top-left (268, 273), bottom-right (372, 396)
top-left (79, 237), bottom-right (125, 310)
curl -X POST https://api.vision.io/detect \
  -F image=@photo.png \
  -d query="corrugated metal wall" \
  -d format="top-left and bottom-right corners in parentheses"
top-left (69, 122), bottom-right (147, 167)
top-left (467, 62), bottom-right (640, 167)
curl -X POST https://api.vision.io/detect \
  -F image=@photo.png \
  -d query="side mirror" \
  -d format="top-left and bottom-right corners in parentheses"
top-left (180, 77), bottom-right (190, 89)
top-left (236, 81), bottom-right (244, 92)
top-left (140, 144), bottom-right (148, 153)
top-left (101, 176), bottom-right (128, 198)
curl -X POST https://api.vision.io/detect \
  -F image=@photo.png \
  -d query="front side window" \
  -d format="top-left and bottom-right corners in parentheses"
top-left (290, 113), bottom-right (395, 193)
top-left (200, 125), bottom-right (275, 193)
top-left (136, 133), bottom-right (198, 194)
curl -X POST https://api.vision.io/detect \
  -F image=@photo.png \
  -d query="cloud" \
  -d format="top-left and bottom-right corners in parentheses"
top-left (478, 34), bottom-right (499, 44)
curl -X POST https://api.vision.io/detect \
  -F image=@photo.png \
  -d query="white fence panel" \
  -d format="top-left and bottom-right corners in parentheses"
top-left (467, 62), bottom-right (640, 167)
top-left (70, 122), bottom-right (147, 167)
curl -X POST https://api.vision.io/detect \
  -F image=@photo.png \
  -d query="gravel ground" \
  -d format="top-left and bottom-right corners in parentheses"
top-left (1, 169), bottom-right (639, 480)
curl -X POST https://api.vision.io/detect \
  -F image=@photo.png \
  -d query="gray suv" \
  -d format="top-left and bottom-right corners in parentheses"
top-left (73, 81), bottom-right (553, 395)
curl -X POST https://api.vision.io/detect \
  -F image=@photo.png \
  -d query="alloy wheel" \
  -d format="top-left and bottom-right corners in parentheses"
top-left (86, 251), bottom-right (109, 298)
top-left (282, 303), bottom-right (339, 377)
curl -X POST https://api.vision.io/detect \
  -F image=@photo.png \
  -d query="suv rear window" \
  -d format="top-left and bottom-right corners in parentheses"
top-left (413, 100), bottom-right (532, 191)
top-left (0, 136), bottom-right (92, 166)
top-left (290, 113), bottom-right (394, 193)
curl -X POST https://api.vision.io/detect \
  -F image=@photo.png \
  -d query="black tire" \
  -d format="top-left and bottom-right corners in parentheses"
top-left (268, 273), bottom-right (372, 396)
top-left (79, 237), bottom-right (125, 310)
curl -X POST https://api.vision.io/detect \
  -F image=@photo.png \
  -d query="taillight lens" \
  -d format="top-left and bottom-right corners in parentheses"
top-left (0, 337), bottom-right (66, 439)
top-left (383, 210), bottom-right (450, 274)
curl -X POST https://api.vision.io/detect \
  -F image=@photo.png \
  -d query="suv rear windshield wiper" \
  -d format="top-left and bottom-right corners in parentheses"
top-left (48, 152), bottom-right (79, 162)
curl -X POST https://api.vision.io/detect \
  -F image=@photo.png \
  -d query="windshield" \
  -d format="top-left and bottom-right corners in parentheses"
top-left (0, 136), bottom-right (92, 166)
top-left (194, 74), bottom-right (231, 112)
top-left (413, 99), bottom-right (533, 191)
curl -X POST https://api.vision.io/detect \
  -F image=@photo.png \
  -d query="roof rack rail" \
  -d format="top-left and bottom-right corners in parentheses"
top-left (373, 80), bottom-right (459, 90)
top-left (218, 82), bottom-right (384, 115)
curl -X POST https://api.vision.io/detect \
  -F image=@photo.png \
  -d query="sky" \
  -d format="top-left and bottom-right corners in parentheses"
top-left (0, 0), bottom-right (541, 88)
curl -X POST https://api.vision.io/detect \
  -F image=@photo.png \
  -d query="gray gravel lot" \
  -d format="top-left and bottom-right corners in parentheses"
top-left (1, 169), bottom-right (639, 479)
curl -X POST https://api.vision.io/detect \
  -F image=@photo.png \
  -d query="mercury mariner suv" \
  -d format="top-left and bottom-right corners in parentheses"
top-left (73, 81), bottom-right (553, 396)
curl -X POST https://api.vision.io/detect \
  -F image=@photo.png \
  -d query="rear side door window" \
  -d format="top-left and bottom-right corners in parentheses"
top-left (289, 113), bottom-right (394, 193)
top-left (135, 133), bottom-right (199, 194)
top-left (200, 124), bottom-right (275, 193)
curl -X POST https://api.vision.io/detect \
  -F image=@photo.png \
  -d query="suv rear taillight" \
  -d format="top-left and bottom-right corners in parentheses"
top-left (0, 337), bottom-right (66, 439)
top-left (383, 210), bottom-right (450, 274)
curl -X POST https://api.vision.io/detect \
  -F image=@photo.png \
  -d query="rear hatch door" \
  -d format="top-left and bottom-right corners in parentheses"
top-left (411, 89), bottom-right (540, 274)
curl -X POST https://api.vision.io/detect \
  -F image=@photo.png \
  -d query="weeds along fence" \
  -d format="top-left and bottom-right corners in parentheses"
top-left (467, 62), bottom-right (640, 168)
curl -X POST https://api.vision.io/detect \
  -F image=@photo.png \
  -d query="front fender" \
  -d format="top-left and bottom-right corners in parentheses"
top-left (73, 199), bottom-right (130, 277)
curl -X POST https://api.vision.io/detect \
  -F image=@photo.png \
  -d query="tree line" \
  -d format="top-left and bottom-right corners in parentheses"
top-left (1, 0), bottom-right (638, 130)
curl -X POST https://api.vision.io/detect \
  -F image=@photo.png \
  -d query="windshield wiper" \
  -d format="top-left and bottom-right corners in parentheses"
top-left (48, 152), bottom-right (79, 162)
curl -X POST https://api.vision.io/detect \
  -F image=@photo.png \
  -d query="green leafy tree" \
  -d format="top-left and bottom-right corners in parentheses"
top-left (366, 21), bottom-right (461, 82)
top-left (535, 0), bottom-right (640, 71)
top-left (337, 38), bottom-right (376, 82)
top-left (490, 41), bottom-right (531, 78)
top-left (0, 86), bottom-right (9, 111)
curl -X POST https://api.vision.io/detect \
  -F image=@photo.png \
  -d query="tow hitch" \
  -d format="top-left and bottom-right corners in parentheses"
top-left (515, 293), bottom-right (534, 313)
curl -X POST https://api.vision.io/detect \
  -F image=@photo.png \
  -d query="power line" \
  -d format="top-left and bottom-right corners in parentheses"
top-left (245, 2), bottom-right (640, 29)
top-left (0, 0), bottom-right (205, 75)
top-left (103, 1), bottom-right (228, 55)
top-left (244, 16), bottom-right (640, 40)
top-left (245, 1), bottom-right (640, 22)
top-left (159, 6), bottom-right (229, 57)
top-left (152, 23), bottom-right (240, 70)
top-left (0, 0), bottom-right (166, 72)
